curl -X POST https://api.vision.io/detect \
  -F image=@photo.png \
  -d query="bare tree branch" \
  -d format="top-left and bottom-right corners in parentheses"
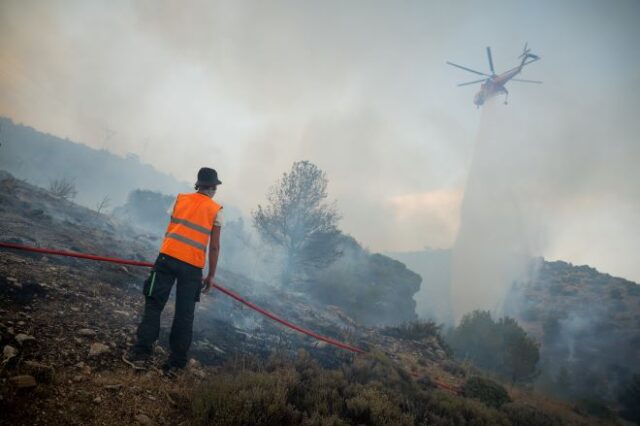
top-left (48, 177), bottom-right (77, 200)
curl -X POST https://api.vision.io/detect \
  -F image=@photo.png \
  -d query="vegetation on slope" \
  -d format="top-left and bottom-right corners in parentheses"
top-left (447, 310), bottom-right (540, 385)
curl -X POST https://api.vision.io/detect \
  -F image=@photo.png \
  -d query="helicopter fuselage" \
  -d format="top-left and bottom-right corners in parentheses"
top-left (473, 66), bottom-right (523, 106)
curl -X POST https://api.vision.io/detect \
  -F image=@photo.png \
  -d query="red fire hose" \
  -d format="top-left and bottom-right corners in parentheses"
top-left (0, 241), bottom-right (365, 354)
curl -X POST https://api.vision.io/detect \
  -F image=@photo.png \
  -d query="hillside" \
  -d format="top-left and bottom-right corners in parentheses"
top-left (0, 171), bottom-right (610, 425)
top-left (0, 117), bottom-right (189, 208)
top-left (390, 248), bottom-right (640, 413)
top-left (505, 259), bottom-right (640, 403)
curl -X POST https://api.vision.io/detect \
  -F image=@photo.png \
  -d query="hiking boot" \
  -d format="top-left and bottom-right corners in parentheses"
top-left (161, 361), bottom-right (184, 378)
top-left (123, 350), bottom-right (152, 370)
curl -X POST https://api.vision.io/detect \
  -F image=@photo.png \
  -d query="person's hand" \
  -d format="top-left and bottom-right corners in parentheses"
top-left (202, 275), bottom-right (216, 294)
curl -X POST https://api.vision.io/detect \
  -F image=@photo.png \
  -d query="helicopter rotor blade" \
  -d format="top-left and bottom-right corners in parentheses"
top-left (446, 61), bottom-right (490, 77)
top-left (486, 47), bottom-right (495, 75)
top-left (519, 42), bottom-right (531, 59)
top-left (511, 78), bottom-right (543, 84)
top-left (457, 78), bottom-right (486, 87)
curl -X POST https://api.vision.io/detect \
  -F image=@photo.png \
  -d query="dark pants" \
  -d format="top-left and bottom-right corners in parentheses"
top-left (134, 254), bottom-right (202, 368)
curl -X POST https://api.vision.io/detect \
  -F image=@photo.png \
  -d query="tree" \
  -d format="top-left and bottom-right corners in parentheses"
top-left (498, 317), bottom-right (540, 384)
top-left (114, 189), bottom-right (174, 233)
top-left (448, 310), bottom-right (539, 384)
top-left (95, 195), bottom-right (111, 214)
top-left (253, 161), bottom-right (342, 285)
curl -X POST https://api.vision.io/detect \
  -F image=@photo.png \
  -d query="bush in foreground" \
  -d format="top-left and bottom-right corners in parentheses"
top-left (462, 376), bottom-right (511, 408)
top-left (190, 351), bottom-right (523, 426)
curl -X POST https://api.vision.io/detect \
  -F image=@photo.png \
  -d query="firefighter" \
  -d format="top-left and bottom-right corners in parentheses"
top-left (126, 167), bottom-right (223, 373)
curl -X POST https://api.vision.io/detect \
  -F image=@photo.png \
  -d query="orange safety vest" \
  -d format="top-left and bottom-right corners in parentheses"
top-left (159, 193), bottom-right (222, 268)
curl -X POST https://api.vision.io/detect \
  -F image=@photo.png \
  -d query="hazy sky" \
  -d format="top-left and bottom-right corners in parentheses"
top-left (1, 0), bottom-right (639, 281)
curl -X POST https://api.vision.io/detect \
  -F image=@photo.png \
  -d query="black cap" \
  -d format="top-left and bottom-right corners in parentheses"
top-left (196, 167), bottom-right (222, 186)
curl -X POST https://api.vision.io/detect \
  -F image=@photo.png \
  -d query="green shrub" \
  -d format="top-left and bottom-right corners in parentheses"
top-left (462, 376), bottom-right (511, 408)
top-left (290, 353), bottom-right (349, 417)
top-left (342, 350), bottom-right (418, 397)
top-left (501, 402), bottom-right (562, 426)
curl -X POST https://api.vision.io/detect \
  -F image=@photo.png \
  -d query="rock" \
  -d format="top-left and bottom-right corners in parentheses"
top-left (72, 375), bottom-right (84, 382)
top-left (77, 329), bottom-right (97, 337)
top-left (134, 414), bottom-right (153, 425)
top-left (89, 343), bottom-right (110, 357)
top-left (9, 375), bottom-right (37, 388)
top-left (104, 384), bottom-right (123, 390)
top-left (7, 277), bottom-right (22, 289)
top-left (15, 333), bottom-right (36, 346)
top-left (24, 361), bottom-right (55, 383)
top-left (93, 396), bottom-right (102, 404)
top-left (2, 345), bottom-right (18, 364)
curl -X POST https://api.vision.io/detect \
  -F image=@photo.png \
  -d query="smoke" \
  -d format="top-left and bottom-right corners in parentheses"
top-left (1, 0), bottom-right (640, 284)
top-left (0, 0), bottom-right (473, 255)
top-left (450, 98), bottom-right (548, 320)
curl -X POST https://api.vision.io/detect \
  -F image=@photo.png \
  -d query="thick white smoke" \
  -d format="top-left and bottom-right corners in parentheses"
top-left (450, 97), bottom-right (546, 321)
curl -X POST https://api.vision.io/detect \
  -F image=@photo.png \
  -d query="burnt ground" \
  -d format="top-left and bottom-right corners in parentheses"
top-left (0, 172), bottom-right (462, 425)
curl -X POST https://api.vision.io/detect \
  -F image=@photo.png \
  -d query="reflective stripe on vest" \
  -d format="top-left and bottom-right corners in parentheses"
top-left (169, 216), bottom-right (211, 235)
top-left (165, 232), bottom-right (207, 251)
top-left (159, 193), bottom-right (222, 268)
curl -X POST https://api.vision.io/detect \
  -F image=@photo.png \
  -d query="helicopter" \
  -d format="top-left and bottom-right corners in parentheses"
top-left (447, 43), bottom-right (542, 107)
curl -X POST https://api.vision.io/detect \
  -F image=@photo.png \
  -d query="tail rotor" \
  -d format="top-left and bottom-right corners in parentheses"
top-left (519, 42), bottom-right (540, 61)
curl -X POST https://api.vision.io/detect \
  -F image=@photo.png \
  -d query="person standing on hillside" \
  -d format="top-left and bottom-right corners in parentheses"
top-left (126, 167), bottom-right (223, 373)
